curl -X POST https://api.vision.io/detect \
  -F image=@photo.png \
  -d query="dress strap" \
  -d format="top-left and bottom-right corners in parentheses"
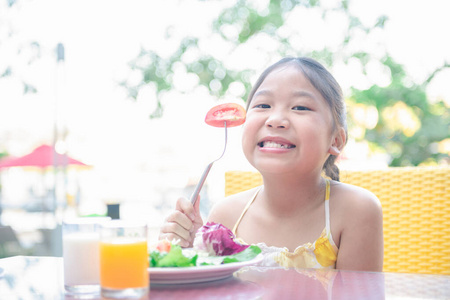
top-left (324, 179), bottom-right (331, 235)
top-left (232, 187), bottom-right (261, 236)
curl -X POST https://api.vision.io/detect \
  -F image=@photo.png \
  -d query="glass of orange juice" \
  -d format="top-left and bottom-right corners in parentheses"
top-left (99, 220), bottom-right (149, 299)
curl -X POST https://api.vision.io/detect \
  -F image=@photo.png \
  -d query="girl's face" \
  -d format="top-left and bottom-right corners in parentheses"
top-left (242, 64), bottom-right (341, 176)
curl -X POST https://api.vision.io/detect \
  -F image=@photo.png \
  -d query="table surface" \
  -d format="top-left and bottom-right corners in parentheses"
top-left (0, 256), bottom-right (449, 300)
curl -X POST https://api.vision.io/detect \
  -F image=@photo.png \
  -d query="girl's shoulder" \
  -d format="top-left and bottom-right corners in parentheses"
top-left (329, 181), bottom-right (384, 270)
top-left (330, 180), bottom-right (381, 209)
top-left (207, 186), bottom-right (261, 230)
top-left (329, 180), bottom-right (383, 226)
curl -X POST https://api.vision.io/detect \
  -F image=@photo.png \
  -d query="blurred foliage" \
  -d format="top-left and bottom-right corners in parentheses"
top-left (122, 0), bottom-right (449, 166)
top-left (349, 57), bottom-right (449, 166)
top-left (0, 152), bottom-right (8, 160)
top-left (0, 0), bottom-right (39, 94)
top-left (124, 38), bottom-right (255, 118)
top-left (123, 0), bottom-right (388, 114)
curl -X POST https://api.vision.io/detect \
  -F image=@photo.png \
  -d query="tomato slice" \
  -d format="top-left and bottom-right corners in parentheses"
top-left (205, 103), bottom-right (246, 128)
top-left (156, 239), bottom-right (171, 253)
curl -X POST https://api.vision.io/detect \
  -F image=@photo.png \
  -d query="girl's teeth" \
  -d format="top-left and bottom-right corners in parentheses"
top-left (261, 141), bottom-right (293, 149)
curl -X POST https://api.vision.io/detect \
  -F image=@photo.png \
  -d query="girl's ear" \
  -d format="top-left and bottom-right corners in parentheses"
top-left (328, 127), bottom-right (346, 156)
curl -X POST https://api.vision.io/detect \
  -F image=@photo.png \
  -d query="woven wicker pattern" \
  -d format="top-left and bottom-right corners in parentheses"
top-left (224, 166), bottom-right (450, 275)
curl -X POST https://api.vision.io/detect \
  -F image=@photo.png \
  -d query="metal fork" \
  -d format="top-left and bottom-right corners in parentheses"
top-left (190, 122), bottom-right (228, 205)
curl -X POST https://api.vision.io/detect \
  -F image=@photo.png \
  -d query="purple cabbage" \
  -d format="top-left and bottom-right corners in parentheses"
top-left (193, 222), bottom-right (249, 256)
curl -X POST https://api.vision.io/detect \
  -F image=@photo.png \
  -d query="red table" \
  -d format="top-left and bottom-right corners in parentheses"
top-left (0, 256), bottom-right (449, 299)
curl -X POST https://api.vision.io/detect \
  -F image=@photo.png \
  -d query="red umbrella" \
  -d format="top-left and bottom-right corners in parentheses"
top-left (0, 144), bottom-right (90, 169)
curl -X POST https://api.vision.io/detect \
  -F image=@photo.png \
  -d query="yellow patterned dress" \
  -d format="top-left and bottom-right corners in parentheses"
top-left (232, 179), bottom-right (338, 269)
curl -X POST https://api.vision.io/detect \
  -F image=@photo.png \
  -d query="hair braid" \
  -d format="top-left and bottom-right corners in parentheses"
top-left (324, 155), bottom-right (340, 181)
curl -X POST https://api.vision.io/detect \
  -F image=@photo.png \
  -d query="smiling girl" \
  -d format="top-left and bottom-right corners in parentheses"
top-left (159, 57), bottom-right (384, 271)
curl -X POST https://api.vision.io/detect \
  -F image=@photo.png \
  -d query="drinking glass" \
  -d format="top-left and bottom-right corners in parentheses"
top-left (62, 217), bottom-right (110, 296)
top-left (100, 220), bottom-right (149, 299)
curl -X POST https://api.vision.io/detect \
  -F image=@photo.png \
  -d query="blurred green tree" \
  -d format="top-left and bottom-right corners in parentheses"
top-left (0, 0), bottom-right (40, 94)
top-left (349, 57), bottom-right (449, 166)
top-left (0, 152), bottom-right (7, 160)
top-left (122, 0), bottom-right (449, 166)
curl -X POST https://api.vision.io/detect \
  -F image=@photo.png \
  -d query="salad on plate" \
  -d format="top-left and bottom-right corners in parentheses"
top-left (149, 222), bottom-right (261, 268)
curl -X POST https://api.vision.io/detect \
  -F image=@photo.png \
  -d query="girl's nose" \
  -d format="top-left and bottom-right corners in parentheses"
top-left (265, 113), bottom-right (289, 129)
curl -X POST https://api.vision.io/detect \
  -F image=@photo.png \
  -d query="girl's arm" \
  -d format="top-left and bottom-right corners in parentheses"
top-left (335, 186), bottom-right (384, 272)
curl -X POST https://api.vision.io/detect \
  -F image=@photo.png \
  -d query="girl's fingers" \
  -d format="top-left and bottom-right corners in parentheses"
top-left (175, 197), bottom-right (196, 221)
top-left (159, 228), bottom-right (190, 247)
top-left (164, 210), bottom-right (194, 232)
top-left (159, 215), bottom-right (192, 247)
top-left (158, 197), bottom-right (204, 248)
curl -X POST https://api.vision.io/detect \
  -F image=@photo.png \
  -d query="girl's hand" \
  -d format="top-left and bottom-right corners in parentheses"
top-left (158, 196), bottom-right (203, 248)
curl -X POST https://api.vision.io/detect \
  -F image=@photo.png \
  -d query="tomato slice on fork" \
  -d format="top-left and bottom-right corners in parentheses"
top-left (205, 103), bottom-right (246, 128)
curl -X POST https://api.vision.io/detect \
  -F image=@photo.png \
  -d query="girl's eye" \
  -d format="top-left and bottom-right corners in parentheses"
top-left (292, 106), bottom-right (311, 111)
top-left (253, 104), bottom-right (271, 109)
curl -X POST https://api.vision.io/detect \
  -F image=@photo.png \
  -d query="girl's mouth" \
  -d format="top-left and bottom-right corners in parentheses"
top-left (258, 141), bottom-right (296, 149)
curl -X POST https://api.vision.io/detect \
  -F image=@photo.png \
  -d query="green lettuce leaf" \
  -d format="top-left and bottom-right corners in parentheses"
top-left (199, 245), bottom-right (262, 265)
top-left (222, 245), bottom-right (262, 263)
top-left (150, 244), bottom-right (197, 267)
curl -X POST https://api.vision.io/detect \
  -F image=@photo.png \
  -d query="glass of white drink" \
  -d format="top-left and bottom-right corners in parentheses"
top-left (62, 217), bottom-right (110, 296)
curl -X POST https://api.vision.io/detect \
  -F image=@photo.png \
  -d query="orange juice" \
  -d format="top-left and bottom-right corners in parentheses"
top-left (100, 238), bottom-right (149, 289)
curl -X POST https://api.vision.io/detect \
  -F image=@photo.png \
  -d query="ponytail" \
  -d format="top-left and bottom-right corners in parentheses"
top-left (324, 155), bottom-right (340, 181)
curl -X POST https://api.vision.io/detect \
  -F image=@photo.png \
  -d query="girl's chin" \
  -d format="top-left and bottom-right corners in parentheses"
top-left (258, 147), bottom-right (294, 154)
top-left (252, 162), bottom-right (299, 174)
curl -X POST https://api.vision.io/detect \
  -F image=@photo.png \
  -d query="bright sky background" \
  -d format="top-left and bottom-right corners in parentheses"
top-left (0, 0), bottom-right (449, 223)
